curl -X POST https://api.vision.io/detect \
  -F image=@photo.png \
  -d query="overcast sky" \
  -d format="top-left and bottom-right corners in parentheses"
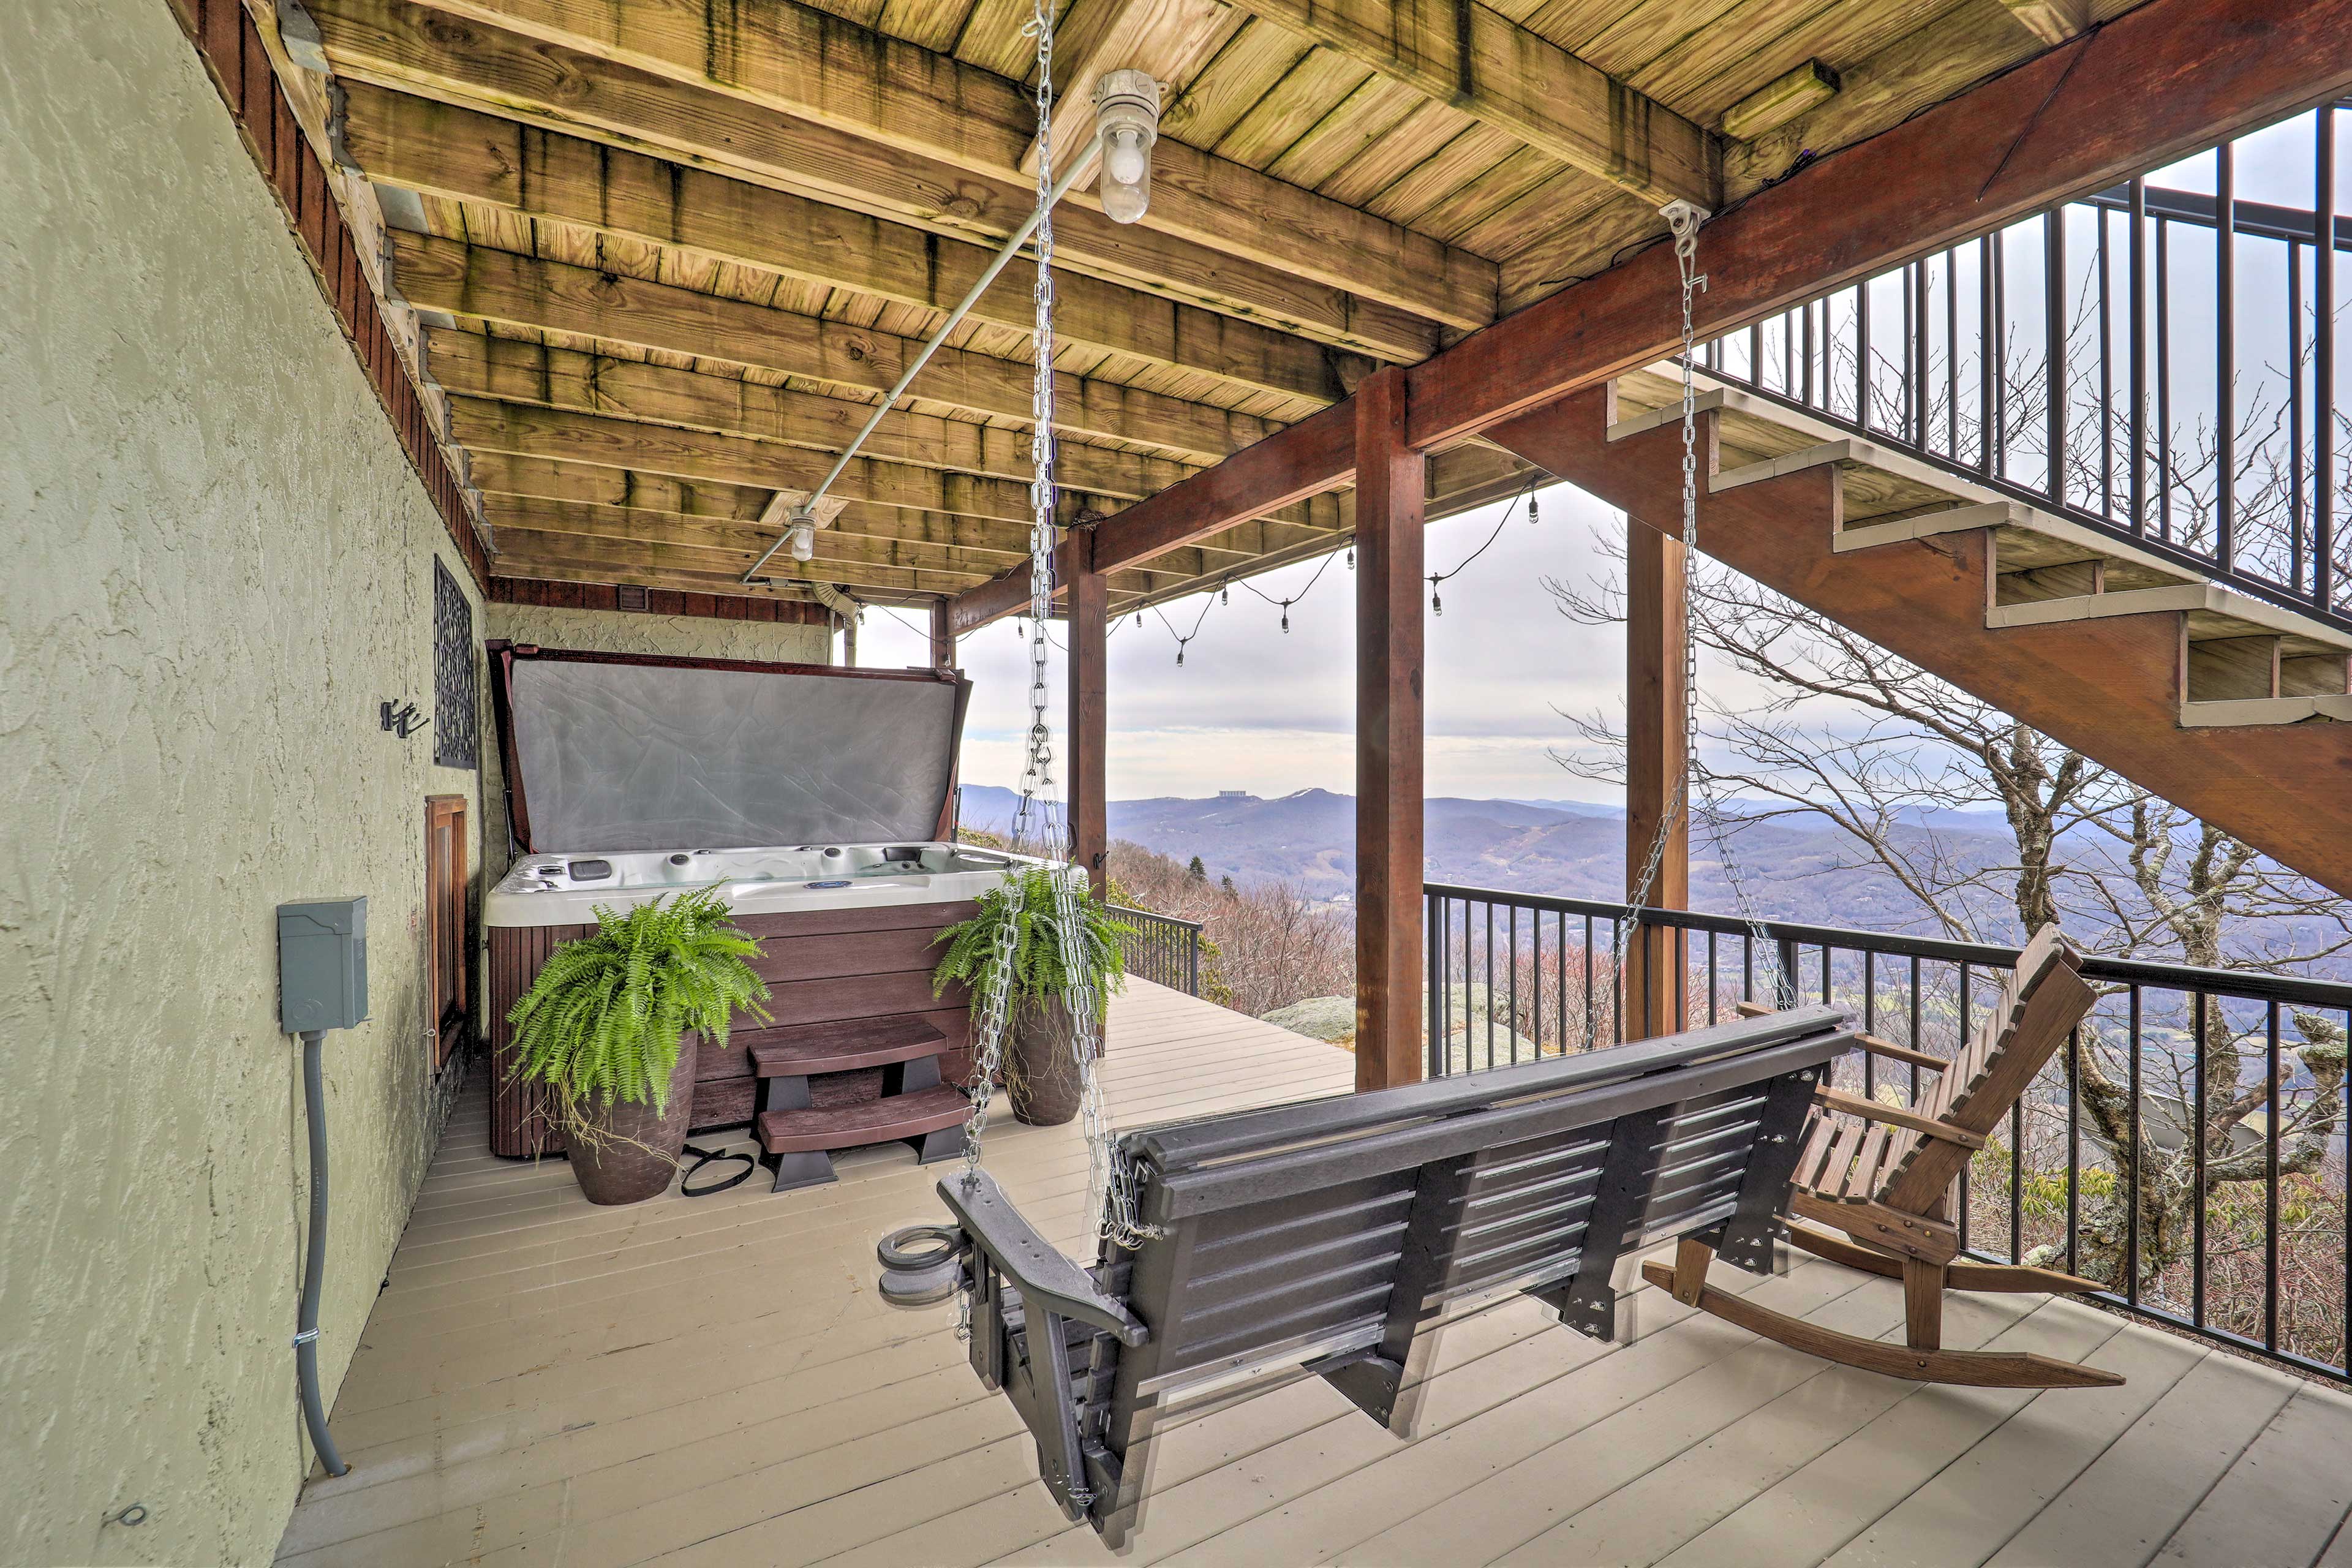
top-left (854, 480), bottom-right (1740, 803)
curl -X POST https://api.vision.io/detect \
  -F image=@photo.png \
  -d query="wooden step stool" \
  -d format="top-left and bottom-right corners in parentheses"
top-left (751, 1016), bottom-right (970, 1191)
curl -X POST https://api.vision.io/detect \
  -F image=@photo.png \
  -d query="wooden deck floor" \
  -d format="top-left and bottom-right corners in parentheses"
top-left (281, 981), bottom-right (2352, 1568)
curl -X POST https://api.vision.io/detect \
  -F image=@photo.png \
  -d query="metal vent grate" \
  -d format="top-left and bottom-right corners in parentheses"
top-left (432, 557), bottom-right (479, 770)
top-left (616, 584), bottom-right (649, 611)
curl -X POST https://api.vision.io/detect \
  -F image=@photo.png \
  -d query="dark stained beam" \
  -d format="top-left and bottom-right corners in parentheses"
top-left (1352, 366), bottom-right (1425, 1093)
top-left (1621, 520), bottom-right (1690, 1042)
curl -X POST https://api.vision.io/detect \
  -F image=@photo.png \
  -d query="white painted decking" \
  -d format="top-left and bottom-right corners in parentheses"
top-left (279, 980), bottom-right (2352, 1568)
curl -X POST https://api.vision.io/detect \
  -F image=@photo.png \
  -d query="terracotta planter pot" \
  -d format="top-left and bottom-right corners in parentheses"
top-left (1007, 997), bottom-right (1098, 1126)
top-left (567, 1035), bottom-right (698, 1205)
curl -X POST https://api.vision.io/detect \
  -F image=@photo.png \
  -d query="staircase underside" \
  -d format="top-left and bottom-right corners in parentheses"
top-left (1486, 375), bottom-right (2352, 899)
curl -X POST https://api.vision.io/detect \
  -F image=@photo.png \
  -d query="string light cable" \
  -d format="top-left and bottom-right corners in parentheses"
top-left (1427, 478), bottom-right (1539, 617)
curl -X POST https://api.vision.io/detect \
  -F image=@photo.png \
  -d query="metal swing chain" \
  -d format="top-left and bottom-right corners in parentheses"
top-left (957, 0), bottom-right (1157, 1354)
top-left (1618, 203), bottom-right (1790, 1022)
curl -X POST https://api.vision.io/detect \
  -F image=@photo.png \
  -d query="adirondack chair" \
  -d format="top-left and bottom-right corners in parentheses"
top-left (937, 1006), bottom-right (1853, 1542)
top-left (1652, 924), bottom-right (2119, 1389)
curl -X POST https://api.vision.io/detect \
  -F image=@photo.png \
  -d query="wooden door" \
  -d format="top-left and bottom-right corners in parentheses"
top-left (425, 794), bottom-right (469, 1069)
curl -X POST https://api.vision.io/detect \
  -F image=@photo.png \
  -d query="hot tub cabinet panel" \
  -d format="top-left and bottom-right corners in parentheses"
top-left (486, 880), bottom-right (1001, 1158)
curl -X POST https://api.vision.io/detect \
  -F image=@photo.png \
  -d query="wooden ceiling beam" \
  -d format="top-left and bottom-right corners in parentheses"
top-left (482, 494), bottom-right (1031, 567)
top-left (447, 396), bottom-right (1128, 525)
top-left (429, 334), bottom-right (1195, 498)
top-left (1234, 0), bottom-right (1717, 211)
top-left (336, 81), bottom-right (1358, 411)
top-left (304, 0), bottom-right (1487, 350)
top-left (470, 456), bottom-right (1243, 575)
top-left (391, 233), bottom-right (1240, 465)
top-left (495, 530), bottom-right (1191, 601)
top-left (493, 522), bottom-right (1000, 585)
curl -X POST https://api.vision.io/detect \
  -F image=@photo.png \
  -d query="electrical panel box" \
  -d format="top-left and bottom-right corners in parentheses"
top-left (278, 896), bottom-right (370, 1034)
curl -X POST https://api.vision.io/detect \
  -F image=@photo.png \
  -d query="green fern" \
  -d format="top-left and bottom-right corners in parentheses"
top-left (507, 885), bottom-right (771, 1130)
top-left (932, 866), bottom-right (1135, 1014)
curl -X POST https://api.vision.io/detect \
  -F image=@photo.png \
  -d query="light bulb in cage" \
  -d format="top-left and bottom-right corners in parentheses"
top-left (1092, 72), bottom-right (1160, 225)
top-left (785, 505), bottom-right (817, 562)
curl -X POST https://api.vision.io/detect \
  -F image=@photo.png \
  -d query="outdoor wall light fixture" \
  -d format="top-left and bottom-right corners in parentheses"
top-left (1093, 70), bottom-right (1161, 225)
top-left (785, 505), bottom-right (818, 562)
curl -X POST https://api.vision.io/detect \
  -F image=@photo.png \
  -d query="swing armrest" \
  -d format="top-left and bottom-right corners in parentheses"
top-left (1736, 1003), bottom-right (1947, 1072)
top-left (938, 1171), bottom-right (1150, 1347)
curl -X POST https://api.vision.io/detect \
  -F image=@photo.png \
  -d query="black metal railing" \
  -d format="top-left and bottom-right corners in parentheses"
top-left (1425, 881), bottom-right (2352, 1384)
top-left (1114, 905), bottom-right (1202, 996)
top-left (1698, 101), bottom-right (2347, 628)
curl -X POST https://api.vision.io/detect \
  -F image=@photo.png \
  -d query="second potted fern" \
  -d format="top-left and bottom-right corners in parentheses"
top-left (505, 886), bottom-right (771, 1204)
top-left (932, 866), bottom-right (1132, 1125)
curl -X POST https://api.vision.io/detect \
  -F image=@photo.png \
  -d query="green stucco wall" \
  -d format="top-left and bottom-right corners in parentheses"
top-left (0, 6), bottom-right (484, 1564)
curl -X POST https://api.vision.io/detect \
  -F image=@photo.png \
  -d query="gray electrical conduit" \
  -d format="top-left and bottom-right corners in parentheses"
top-left (295, 1029), bottom-right (349, 1476)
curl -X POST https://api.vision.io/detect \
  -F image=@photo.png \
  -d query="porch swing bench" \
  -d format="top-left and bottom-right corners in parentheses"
top-left (937, 1005), bottom-right (1855, 1541)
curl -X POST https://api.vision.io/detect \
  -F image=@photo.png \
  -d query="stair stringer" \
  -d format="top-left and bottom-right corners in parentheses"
top-left (1486, 385), bottom-right (2352, 900)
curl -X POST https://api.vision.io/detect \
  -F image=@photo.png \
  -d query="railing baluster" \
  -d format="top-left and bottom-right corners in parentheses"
top-left (2158, 216), bottom-right (2174, 541)
top-left (2318, 107), bottom-right (2338, 614)
top-left (2265, 999), bottom-right (2280, 1352)
top-left (2193, 989), bottom-right (2209, 1328)
top-left (2046, 209), bottom-right (2067, 507)
top-left (2126, 985), bottom-right (2142, 1306)
top-left (2217, 140), bottom-right (2236, 573)
top-left (2130, 179), bottom-right (2148, 535)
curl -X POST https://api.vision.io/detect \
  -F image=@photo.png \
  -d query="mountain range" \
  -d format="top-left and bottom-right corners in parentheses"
top-left (956, 784), bottom-right (2000, 935)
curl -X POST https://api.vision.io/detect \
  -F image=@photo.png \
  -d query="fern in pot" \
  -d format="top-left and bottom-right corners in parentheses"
top-left (507, 886), bottom-right (771, 1204)
top-left (933, 866), bottom-right (1132, 1126)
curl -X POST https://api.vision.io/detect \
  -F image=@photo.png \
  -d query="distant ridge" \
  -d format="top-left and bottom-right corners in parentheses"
top-left (951, 783), bottom-right (2001, 935)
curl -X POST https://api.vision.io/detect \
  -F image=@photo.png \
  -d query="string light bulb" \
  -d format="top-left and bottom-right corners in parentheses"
top-left (1092, 72), bottom-right (1161, 225)
top-left (1346, 547), bottom-right (1355, 569)
top-left (1280, 605), bottom-right (1290, 633)
top-left (1432, 589), bottom-right (1444, 616)
top-left (1528, 494), bottom-right (1539, 526)
top-left (1175, 644), bottom-right (1185, 666)
top-left (1220, 587), bottom-right (1228, 606)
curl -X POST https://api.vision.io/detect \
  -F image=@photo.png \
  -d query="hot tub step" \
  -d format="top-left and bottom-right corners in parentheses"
top-left (756, 1084), bottom-right (971, 1192)
top-left (748, 1016), bottom-right (951, 1078)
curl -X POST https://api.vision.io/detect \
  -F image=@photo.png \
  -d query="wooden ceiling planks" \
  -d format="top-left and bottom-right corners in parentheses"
top-left (257, 0), bottom-right (2125, 608)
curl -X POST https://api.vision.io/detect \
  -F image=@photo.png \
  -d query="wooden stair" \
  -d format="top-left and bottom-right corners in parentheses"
top-left (1486, 374), bottom-right (2352, 897)
top-left (748, 1016), bottom-right (968, 1192)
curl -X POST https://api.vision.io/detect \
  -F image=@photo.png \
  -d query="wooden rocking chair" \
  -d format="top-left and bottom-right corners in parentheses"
top-left (1650, 924), bottom-right (2124, 1389)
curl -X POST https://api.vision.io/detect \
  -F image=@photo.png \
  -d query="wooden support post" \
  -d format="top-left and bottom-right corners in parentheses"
top-left (1354, 367), bottom-right (1426, 1091)
top-left (1069, 527), bottom-right (1109, 898)
top-left (1624, 519), bottom-right (1689, 1041)
top-left (929, 597), bottom-right (957, 672)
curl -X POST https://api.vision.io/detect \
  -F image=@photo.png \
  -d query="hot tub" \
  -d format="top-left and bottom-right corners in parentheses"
top-left (480, 642), bottom-right (1069, 1158)
top-left (485, 841), bottom-right (1054, 929)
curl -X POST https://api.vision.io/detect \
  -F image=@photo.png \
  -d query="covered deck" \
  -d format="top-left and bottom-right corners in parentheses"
top-left (279, 980), bottom-right (2352, 1567)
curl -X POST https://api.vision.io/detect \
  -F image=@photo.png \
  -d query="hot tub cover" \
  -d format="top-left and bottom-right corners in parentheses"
top-left (487, 644), bottom-right (971, 853)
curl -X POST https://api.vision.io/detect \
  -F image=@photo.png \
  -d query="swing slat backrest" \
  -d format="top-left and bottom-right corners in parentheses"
top-left (943, 1005), bottom-right (1852, 1541)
